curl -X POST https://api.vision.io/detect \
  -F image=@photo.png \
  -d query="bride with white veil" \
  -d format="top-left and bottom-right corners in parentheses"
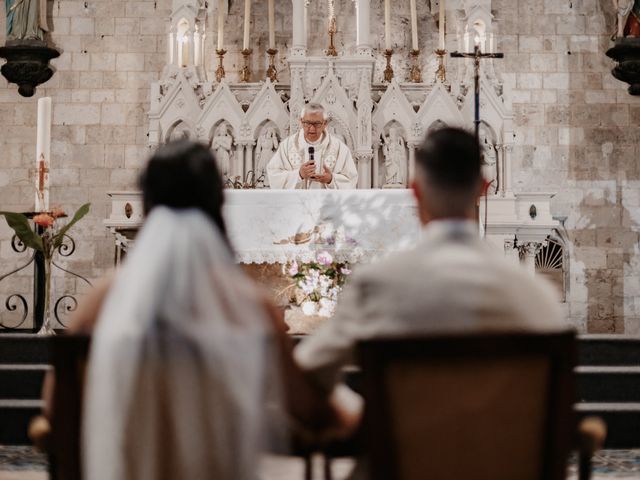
top-left (82, 141), bottom-right (340, 480)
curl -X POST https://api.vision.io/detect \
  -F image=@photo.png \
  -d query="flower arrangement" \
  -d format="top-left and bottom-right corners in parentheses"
top-left (0, 203), bottom-right (90, 334)
top-left (286, 251), bottom-right (351, 318)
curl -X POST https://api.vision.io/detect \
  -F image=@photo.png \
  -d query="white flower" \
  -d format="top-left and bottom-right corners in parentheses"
top-left (317, 251), bottom-right (333, 266)
top-left (340, 267), bottom-right (351, 275)
top-left (318, 298), bottom-right (336, 317)
top-left (301, 301), bottom-right (318, 316)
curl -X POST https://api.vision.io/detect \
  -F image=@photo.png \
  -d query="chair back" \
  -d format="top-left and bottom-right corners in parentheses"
top-left (357, 331), bottom-right (576, 480)
top-left (49, 334), bottom-right (91, 480)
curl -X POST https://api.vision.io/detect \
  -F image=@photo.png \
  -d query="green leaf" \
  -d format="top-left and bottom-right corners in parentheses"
top-left (0, 212), bottom-right (43, 252)
top-left (53, 203), bottom-right (91, 250)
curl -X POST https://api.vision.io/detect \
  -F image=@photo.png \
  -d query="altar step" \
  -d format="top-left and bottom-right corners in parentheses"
top-left (1, 334), bottom-right (640, 447)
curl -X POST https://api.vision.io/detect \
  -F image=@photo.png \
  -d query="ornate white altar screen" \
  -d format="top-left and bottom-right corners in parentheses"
top-left (107, 0), bottom-right (561, 269)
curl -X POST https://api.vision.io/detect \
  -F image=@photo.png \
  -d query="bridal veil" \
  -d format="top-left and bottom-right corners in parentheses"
top-left (83, 207), bottom-right (282, 480)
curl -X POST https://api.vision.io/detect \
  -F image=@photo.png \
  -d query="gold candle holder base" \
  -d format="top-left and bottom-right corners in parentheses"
top-left (266, 48), bottom-right (278, 82)
top-left (383, 49), bottom-right (394, 82)
top-left (240, 48), bottom-right (252, 83)
top-left (409, 49), bottom-right (422, 83)
top-left (215, 49), bottom-right (226, 82)
top-left (327, 17), bottom-right (338, 56)
top-left (435, 48), bottom-right (447, 83)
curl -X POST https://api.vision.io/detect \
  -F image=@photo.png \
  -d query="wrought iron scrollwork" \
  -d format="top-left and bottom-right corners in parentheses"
top-left (11, 234), bottom-right (27, 253)
top-left (0, 247), bottom-right (34, 330)
top-left (54, 295), bottom-right (78, 328)
top-left (54, 234), bottom-right (76, 257)
top-left (1, 294), bottom-right (29, 329)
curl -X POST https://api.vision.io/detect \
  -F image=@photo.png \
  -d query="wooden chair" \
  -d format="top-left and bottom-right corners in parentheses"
top-left (48, 334), bottom-right (91, 480)
top-left (356, 331), bottom-right (604, 480)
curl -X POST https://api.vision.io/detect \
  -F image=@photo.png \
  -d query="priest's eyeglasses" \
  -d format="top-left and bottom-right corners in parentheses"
top-left (301, 120), bottom-right (325, 128)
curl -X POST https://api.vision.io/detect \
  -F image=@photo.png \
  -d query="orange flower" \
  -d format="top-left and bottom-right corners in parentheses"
top-left (50, 206), bottom-right (65, 218)
top-left (33, 214), bottom-right (55, 228)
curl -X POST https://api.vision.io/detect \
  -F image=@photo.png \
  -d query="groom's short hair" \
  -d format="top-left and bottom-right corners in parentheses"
top-left (416, 127), bottom-right (481, 190)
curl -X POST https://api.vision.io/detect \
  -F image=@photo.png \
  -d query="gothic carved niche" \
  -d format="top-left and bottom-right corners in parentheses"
top-left (166, 120), bottom-right (195, 142)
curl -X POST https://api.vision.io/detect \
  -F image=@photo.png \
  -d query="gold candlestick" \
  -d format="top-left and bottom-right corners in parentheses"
top-left (327, 16), bottom-right (338, 56)
top-left (435, 48), bottom-right (447, 83)
top-left (383, 49), bottom-right (394, 82)
top-left (215, 49), bottom-right (226, 82)
top-left (409, 49), bottom-right (422, 83)
top-left (266, 48), bottom-right (278, 82)
top-left (240, 48), bottom-right (252, 83)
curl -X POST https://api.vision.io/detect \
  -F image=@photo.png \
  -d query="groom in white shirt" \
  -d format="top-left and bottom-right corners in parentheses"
top-left (267, 103), bottom-right (358, 189)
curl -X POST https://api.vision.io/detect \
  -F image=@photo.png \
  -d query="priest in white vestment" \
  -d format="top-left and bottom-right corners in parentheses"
top-left (267, 103), bottom-right (358, 189)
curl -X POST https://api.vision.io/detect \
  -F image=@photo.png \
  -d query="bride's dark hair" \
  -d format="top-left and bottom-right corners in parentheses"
top-left (139, 139), bottom-right (228, 242)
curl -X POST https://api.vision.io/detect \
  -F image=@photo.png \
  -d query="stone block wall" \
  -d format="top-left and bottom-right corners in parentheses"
top-left (0, 0), bottom-right (638, 332)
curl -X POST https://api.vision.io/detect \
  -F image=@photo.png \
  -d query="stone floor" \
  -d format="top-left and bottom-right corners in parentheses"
top-left (3, 446), bottom-right (640, 479)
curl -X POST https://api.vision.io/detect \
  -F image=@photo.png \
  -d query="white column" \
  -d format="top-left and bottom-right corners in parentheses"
top-left (503, 144), bottom-right (513, 195)
top-left (503, 238), bottom-right (519, 266)
top-left (172, 27), bottom-right (180, 66)
top-left (408, 144), bottom-right (416, 182)
top-left (521, 242), bottom-right (542, 276)
top-left (168, 29), bottom-right (175, 65)
top-left (200, 30), bottom-right (206, 67)
top-left (356, 154), bottom-right (372, 189)
top-left (244, 144), bottom-right (254, 180)
top-left (292, 0), bottom-right (306, 53)
top-left (235, 144), bottom-right (244, 181)
top-left (189, 29), bottom-right (196, 66)
top-left (372, 148), bottom-right (379, 188)
top-left (356, 0), bottom-right (370, 49)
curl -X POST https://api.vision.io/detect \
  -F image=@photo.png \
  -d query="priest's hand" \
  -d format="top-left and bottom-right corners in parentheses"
top-left (311, 165), bottom-right (333, 185)
top-left (299, 161), bottom-right (316, 180)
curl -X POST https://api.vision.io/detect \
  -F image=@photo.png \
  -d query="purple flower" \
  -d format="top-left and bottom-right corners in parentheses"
top-left (287, 261), bottom-right (299, 276)
top-left (317, 251), bottom-right (333, 266)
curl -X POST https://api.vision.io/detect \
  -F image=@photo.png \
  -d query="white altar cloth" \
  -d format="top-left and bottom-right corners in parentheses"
top-left (105, 190), bottom-right (558, 268)
top-left (225, 190), bottom-right (420, 264)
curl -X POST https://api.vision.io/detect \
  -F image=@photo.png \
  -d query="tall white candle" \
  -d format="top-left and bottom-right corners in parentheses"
top-left (243, 0), bottom-right (251, 50)
top-left (410, 0), bottom-right (418, 50)
top-left (217, 0), bottom-right (224, 50)
top-left (35, 97), bottom-right (52, 212)
top-left (268, 0), bottom-right (275, 49)
top-left (384, 0), bottom-right (391, 50)
top-left (438, 0), bottom-right (445, 50)
top-left (489, 33), bottom-right (494, 53)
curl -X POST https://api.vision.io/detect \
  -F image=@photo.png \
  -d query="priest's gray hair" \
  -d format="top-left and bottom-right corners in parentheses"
top-left (300, 103), bottom-right (328, 120)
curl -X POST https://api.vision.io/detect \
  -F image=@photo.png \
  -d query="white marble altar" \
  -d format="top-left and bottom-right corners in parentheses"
top-left (105, 189), bottom-right (558, 274)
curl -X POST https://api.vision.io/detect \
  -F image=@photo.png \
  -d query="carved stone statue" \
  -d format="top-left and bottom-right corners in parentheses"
top-left (211, 123), bottom-right (233, 180)
top-left (254, 126), bottom-right (279, 187)
top-left (5, 0), bottom-right (48, 42)
top-left (382, 127), bottom-right (407, 188)
top-left (482, 140), bottom-right (498, 195)
top-left (480, 125), bottom-right (498, 195)
top-left (614, 0), bottom-right (640, 38)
